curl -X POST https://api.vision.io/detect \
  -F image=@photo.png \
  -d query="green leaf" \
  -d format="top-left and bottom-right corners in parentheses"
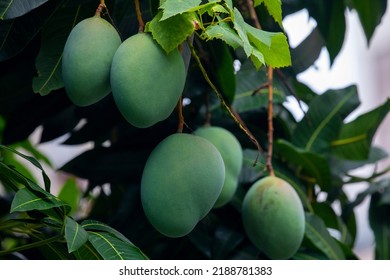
top-left (254, 0), bottom-right (283, 27)
top-left (245, 25), bottom-right (291, 68)
top-left (160, 0), bottom-right (201, 21)
top-left (232, 8), bottom-right (252, 57)
top-left (73, 241), bottom-right (102, 260)
top-left (331, 99), bottom-right (390, 160)
top-left (202, 23), bottom-right (242, 49)
top-left (275, 139), bottom-right (332, 191)
top-left (0, 0), bottom-right (60, 61)
top-left (81, 220), bottom-right (132, 244)
top-left (88, 231), bottom-right (148, 260)
top-left (204, 39), bottom-right (236, 104)
top-left (0, 0), bottom-right (48, 20)
top-left (312, 202), bottom-right (353, 245)
top-left (10, 187), bottom-right (68, 213)
top-left (145, 10), bottom-right (195, 53)
top-left (292, 85), bottom-right (360, 153)
top-left (369, 190), bottom-right (390, 259)
top-left (0, 144), bottom-right (51, 192)
top-left (291, 27), bottom-right (325, 74)
top-left (330, 146), bottom-right (388, 175)
top-left (305, 0), bottom-right (346, 63)
top-left (305, 213), bottom-right (346, 260)
top-left (33, 5), bottom-right (83, 96)
top-left (350, 0), bottom-right (387, 44)
top-left (57, 178), bottom-right (80, 215)
top-left (65, 216), bottom-right (88, 253)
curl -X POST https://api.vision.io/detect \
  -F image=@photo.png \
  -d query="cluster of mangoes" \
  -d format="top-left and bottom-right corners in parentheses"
top-left (62, 14), bottom-right (186, 128)
top-left (141, 126), bottom-right (244, 238)
top-left (61, 12), bottom-right (305, 260)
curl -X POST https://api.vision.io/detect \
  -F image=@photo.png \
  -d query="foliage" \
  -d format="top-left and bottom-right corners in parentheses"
top-left (0, 0), bottom-right (389, 260)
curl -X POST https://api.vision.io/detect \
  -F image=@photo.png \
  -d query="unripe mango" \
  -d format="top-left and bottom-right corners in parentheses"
top-left (141, 133), bottom-right (225, 238)
top-left (62, 15), bottom-right (121, 106)
top-left (195, 126), bottom-right (243, 208)
top-left (111, 33), bottom-right (186, 128)
top-left (242, 176), bottom-right (305, 259)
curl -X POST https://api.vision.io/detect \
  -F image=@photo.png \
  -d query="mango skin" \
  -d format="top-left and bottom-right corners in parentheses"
top-left (141, 133), bottom-right (225, 238)
top-left (242, 176), bottom-right (305, 259)
top-left (195, 126), bottom-right (243, 208)
top-left (110, 33), bottom-right (186, 128)
top-left (62, 15), bottom-right (121, 106)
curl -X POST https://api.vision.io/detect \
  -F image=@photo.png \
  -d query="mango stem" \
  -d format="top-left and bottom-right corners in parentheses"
top-left (134, 0), bottom-right (145, 32)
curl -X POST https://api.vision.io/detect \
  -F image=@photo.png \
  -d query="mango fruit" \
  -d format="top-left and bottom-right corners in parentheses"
top-left (110, 33), bottom-right (186, 128)
top-left (242, 176), bottom-right (305, 259)
top-left (195, 126), bottom-right (243, 208)
top-left (62, 15), bottom-right (121, 106)
top-left (141, 133), bottom-right (225, 238)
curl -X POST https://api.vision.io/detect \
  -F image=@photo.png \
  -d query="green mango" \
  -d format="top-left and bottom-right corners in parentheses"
top-left (110, 33), bottom-right (186, 128)
top-left (195, 126), bottom-right (243, 208)
top-left (242, 176), bottom-right (305, 259)
top-left (62, 15), bottom-right (121, 106)
top-left (141, 133), bottom-right (225, 238)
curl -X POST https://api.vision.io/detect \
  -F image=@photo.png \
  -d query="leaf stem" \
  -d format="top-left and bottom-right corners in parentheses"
top-left (134, 0), bottom-right (144, 32)
top-left (0, 234), bottom-right (62, 257)
top-left (176, 96), bottom-right (184, 133)
top-left (95, 1), bottom-right (106, 17)
top-left (187, 38), bottom-right (262, 165)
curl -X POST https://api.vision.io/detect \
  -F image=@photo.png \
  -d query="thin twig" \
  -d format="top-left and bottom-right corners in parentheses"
top-left (246, 0), bottom-right (275, 176)
top-left (187, 38), bottom-right (262, 165)
top-left (266, 66), bottom-right (275, 176)
top-left (246, 0), bottom-right (262, 29)
top-left (134, 0), bottom-right (145, 32)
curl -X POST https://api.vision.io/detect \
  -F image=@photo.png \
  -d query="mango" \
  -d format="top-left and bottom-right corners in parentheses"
top-left (141, 133), bottom-right (225, 237)
top-left (110, 33), bottom-right (186, 128)
top-left (62, 15), bottom-right (121, 106)
top-left (195, 126), bottom-right (243, 208)
top-left (242, 176), bottom-right (305, 259)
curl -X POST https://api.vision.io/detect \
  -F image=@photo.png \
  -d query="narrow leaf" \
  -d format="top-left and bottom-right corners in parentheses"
top-left (369, 191), bottom-right (390, 259)
top-left (0, 144), bottom-right (51, 191)
top-left (275, 139), bottom-right (332, 191)
top-left (81, 220), bottom-right (132, 244)
top-left (292, 85), bottom-right (360, 153)
top-left (73, 241), bottom-right (102, 260)
top-left (305, 213), bottom-right (345, 260)
top-left (33, 5), bottom-right (83, 95)
top-left (57, 178), bottom-right (80, 215)
top-left (291, 27), bottom-right (325, 74)
top-left (0, 0), bottom-right (60, 61)
top-left (10, 187), bottom-right (68, 213)
top-left (0, 0), bottom-right (48, 20)
top-left (88, 231), bottom-right (148, 260)
top-left (331, 99), bottom-right (390, 160)
top-left (350, 0), bottom-right (387, 44)
top-left (65, 216), bottom-right (88, 253)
